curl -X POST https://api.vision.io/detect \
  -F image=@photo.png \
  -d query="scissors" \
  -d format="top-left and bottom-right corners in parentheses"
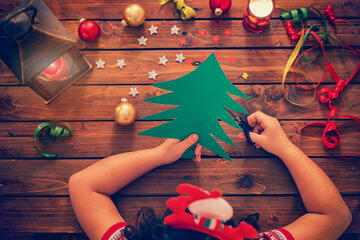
top-left (226, 109), bottom-right (255, 145)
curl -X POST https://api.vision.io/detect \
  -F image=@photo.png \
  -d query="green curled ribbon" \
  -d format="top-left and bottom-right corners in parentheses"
top-left (33, 121), bottom-right (72, 158)
top-left (280, 7), bottom-right (308, 24)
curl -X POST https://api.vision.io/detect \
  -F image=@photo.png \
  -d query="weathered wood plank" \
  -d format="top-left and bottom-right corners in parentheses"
top-left (60, 20), bottom-right (360, 50)
top-left (0, 85), bottom-right (359, 121)
top-left (1, 0), bottom-right (359, 19)
top-left (0, 196), bottom-right (358, 233)
top-left (0, 158), bottom-right (359, 196)
top-left (0, 120), bottom-right (359, 158)
top-left (1, 49), bottom-right (359, 85)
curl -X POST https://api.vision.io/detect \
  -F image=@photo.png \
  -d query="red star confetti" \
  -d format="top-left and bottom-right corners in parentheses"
top-left (242, 72), bottom-right (249, 80)
top-left (224, 28), bottom-right (232, 37)
top-left (178, 37), bottom-right (187, 46)
top-left (215, 53), bottom-right (222, 61)
top-left (199, 29), bottom-right (207, 38)
top-left (229, 56), bottom-right (237, 64)
top-left (212, 35), bottom-right (220, 44)
top-left (185, 58), bottom-right (193, 65)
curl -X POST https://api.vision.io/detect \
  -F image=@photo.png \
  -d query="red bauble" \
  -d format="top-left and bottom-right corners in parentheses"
top-left (78, 18), bottom-right (101, 42)
top-left (209, 0), bottom-right (231, 16)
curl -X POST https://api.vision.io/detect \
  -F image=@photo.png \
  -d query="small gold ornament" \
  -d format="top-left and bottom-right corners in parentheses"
top-left (114, 98), bottom-right (136, 126)
top-left (121, 4), bottom-right (146, 27)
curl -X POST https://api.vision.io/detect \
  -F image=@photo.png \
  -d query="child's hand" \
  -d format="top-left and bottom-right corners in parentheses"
top-left (155, 134), bottom-right (202, 165)
top-left (239, 111), bottom-right (293, 157)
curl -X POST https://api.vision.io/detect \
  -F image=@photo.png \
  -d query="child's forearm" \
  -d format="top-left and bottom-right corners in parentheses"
top-left (278, 143), bottom-right (351, 218)
top-left (71, 147), bottom-right (163, 195)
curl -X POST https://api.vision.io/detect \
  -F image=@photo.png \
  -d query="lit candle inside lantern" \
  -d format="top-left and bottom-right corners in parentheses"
top-left (40, 56), bottom-right (70, 81)
top-left (243, 0), bottom-right (274, 33)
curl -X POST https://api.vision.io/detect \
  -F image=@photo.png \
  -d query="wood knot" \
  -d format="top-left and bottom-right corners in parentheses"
top-left (267, 213), bottom-right (280, 224)
top-left (0, 94), bottom-right (16, 114)
top-left (237, 174), bottom-right (254, 189)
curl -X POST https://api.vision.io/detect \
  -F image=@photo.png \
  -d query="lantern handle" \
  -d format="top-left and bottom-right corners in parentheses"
top-left (0, 0), bottom-right (38, 38)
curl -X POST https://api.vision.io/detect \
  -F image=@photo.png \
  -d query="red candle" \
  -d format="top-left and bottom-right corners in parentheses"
top-left (41, 57), bottom-right (70, 81)
top-left (243, 0), bottom-right (274, 33)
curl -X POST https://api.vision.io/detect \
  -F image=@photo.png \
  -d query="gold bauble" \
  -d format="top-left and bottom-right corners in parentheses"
top-left (121, 3), bottom-right (146, 27)
top-left (114, 98), bottom-right (136, 126)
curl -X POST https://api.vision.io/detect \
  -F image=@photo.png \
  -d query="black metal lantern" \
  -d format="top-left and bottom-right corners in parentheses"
top-left (0, 0), bottom-right (92, 103)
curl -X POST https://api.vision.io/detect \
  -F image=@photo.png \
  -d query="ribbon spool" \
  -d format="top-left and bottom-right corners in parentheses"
top-left (33, 121), bottom-right (72, 158)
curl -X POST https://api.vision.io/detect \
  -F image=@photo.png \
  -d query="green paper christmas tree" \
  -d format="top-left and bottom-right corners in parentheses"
top-left (138, 53), bottom-right (251, 161)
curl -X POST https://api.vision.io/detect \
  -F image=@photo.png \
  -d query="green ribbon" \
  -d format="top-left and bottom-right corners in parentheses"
top-left (33, 121), bottom-right (72, 158)
top-left (280, 7), bottom-right (308, 24)
top-left (309, 6), bottom-right (328, 43)
top-left (299, 25), bottom-right (319, 62)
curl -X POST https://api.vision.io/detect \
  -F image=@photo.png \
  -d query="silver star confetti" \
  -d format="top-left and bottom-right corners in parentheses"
top-left (148, 70), bottom-right (159, 80)
top-left (116, 59), bottom-right (126, 69)
top-left (148, 25), bottom-right (158, 35)
top-left (171, 25), bottom-right (180, 35)
top-left (175, 53), bottom-right (186, 63)
top-left (158, 56), bottom-right (169, 66)
top-left (129, 87), bottom-right (139, 98)
top-left (95, 59), bottom-right (106, 69)
top-left (137, 36), bottom-right (148, 46)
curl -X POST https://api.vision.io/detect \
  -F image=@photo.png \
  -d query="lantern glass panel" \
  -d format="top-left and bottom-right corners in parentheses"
top-left (27, 46), bottom-right (91, 104)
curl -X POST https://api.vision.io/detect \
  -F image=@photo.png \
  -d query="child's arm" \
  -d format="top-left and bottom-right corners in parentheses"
top-left (244, 111), bottom-right (352, 240)
top-left (68, 134), bottom-right (201, 240)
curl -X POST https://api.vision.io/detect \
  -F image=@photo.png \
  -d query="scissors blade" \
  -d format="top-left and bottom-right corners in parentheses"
top-left (225, 108), bottom-right (241, 125)
top-left (225, 108), bottom-right (254, 145)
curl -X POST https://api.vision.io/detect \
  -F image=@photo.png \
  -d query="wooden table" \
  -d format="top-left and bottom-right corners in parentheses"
top-left (0, 0), bottom-right (359, 239)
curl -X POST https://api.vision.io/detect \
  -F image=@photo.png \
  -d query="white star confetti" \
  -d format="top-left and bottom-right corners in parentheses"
top-left (171, 25), bottom-right (180, 35)
top-left (116, 59), bottom-right (126, 69)
top-left (129, 87), bottom-right (139, 98)
top-left (95, 59), bottom-right (106, 69)
top-left (137, 36), bottom-right (148, 46)
top-left (158, 56), bottom-right (169, 66)
top-left (148, 25), bottom-right (158, 35)
top-left (148, 70), bottom-right (159, 80)
top-left (175, 53), bottom-right (186, 63)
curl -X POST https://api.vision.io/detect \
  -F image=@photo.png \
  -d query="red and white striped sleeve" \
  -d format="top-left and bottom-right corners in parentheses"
top-left (258, 228), bottom-right (295, 240)
top-left (101, 222), bottom-right (127, 240)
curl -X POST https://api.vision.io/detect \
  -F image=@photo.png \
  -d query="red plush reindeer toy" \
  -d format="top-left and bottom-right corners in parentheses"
top-left (209, 0), bottom-right (232, 17)
top-left (164, 184), bottom-right (258, 240)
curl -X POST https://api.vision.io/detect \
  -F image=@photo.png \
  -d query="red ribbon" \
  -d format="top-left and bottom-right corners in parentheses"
top-left (291, 31), bottom-right (360, 149)
top-left (323, 5), bottom-right (352, 25)
top-left (285, 21), bottom-right (302, 41)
